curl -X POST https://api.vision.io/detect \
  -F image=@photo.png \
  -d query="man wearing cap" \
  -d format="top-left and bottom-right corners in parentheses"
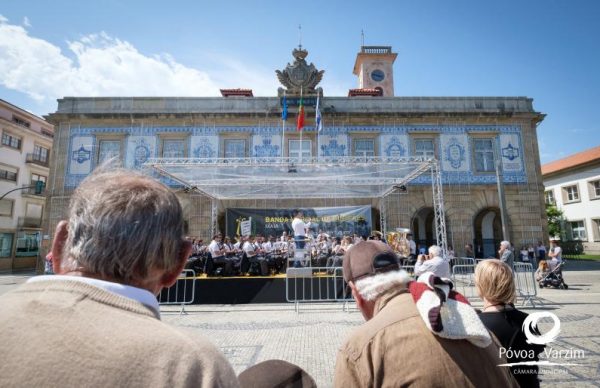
top-left (335, 240), bottom-right (517, 387)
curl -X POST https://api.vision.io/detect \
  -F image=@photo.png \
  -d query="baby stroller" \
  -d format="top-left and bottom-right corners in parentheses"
top-left (538, 261), bottom-right (568, 289)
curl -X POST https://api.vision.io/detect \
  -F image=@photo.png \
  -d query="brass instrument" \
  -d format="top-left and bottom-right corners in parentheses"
top-left (387, 228), bottom-right (410, 257)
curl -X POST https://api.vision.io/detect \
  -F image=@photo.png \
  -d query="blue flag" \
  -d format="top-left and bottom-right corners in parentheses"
top-left (282, 94), bottom-right (288, 121)
top-left (315, 95), bottom-right (323, 132)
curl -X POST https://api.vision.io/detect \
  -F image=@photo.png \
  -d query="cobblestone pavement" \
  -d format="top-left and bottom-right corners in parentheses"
top-left (162, 261), bottom-right (600, 387)
top-left (1, 262), bottom-right (598, 387)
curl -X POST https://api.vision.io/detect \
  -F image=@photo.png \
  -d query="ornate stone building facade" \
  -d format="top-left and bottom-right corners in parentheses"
top-left (44, 46), bottom-right (547, 259)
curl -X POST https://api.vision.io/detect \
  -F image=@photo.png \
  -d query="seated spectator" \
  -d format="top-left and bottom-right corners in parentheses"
top-left (414, 245), bottom-right (450, 278)
top-left (0, 168), bottom-right (239, 387)
top-left (335, 241), bottom-right (517, 387)
top-left (535, 260), bottom-right (550, 282)
top-left (476, 259), bottom-right (545, 388)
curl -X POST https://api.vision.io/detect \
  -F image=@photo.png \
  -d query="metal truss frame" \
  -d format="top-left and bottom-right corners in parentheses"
top-left (146, 156), bottom-right (447, 256)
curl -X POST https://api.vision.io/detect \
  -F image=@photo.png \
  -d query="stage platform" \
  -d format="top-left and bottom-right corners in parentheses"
top-left (159, 271), bottom-right (347, 304)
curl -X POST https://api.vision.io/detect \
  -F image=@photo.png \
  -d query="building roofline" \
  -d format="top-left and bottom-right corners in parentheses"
top-left (0, 99), bottom-right (53, 126)
top-left (541, 145), bottom-right (600, 176)
top-left (48, 96), bottom-right (541, 117)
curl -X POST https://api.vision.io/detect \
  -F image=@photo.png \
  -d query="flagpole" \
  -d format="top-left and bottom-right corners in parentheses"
top-left (300, 87), bottom-right (303, 164)
top-left (316, 92), bottom-right (320, 162)
top-left (282, 92), bottom-right (286, 161)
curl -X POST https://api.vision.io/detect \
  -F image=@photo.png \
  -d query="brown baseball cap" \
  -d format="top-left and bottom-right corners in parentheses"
top-left (343, 240), bottom-right (400, 282)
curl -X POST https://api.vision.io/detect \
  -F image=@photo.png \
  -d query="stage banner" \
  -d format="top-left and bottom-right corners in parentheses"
top-left (225, 206), bottom-right (372, 239)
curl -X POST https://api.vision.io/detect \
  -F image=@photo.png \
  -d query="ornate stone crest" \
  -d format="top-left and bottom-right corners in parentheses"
top-left (276, 47), bottom-right (324, 95)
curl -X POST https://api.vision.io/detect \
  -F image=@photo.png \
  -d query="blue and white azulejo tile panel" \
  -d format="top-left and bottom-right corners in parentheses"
top-left (125, 136), bottom-right (156, 169)
top-left (190, 136), bottom-right (218, 158)
top-left (380, 135), bottom-right (409, 157)
top-left (440, 134), bottom-right (470, 172)
top-left (252, 134), bottom-right (281, 157)
top-left (499, 133), bottom-right (524, 174)
top-left (318, 134), bottom-right (349, 157)
top-left (68, 135), bottom-right (95, 176)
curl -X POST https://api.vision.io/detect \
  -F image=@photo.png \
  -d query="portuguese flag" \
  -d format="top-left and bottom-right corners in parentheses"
top-left (296, 93), bottom-right (305, 131)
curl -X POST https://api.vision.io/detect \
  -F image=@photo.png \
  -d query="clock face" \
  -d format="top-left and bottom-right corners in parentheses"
top-left (371, 69), bottom-right (385, 82)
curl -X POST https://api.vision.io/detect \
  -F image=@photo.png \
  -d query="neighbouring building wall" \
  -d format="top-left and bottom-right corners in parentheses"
top-left (544, 163), bottom-right (600, 254)
top-left (0, 100), bottom-right (54, 271)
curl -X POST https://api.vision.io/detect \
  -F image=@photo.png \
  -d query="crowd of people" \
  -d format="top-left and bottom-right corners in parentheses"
top-left (0, 168), bottom-right (555, 387)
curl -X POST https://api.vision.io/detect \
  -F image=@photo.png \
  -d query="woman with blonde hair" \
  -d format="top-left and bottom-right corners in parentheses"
top-left (475, 259), bottom-right (544, 388)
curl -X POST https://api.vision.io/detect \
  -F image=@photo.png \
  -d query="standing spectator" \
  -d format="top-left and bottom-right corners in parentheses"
top-left (499, 241), bottom-right (514, 268)
top-left (334, 241), bottom-right (517, 387)
top-left (547, 239), bottom-right (563, 271)
top-left (446, 244), bottom-right (455, 259)
top-left (0, 168), bottom-right (239, 387)
top-left (464, 243), bottom-right (475, 258)
top-left (407, 233), bottom-right (417, 262)
top-left (527, 244), bottom-right (537, 267)
top-left (536, 240), bottom-right (546, 262)
top-left (414, 245), bottom-right (450, 278)
top-left (476, 259), bottom-right (545, 387)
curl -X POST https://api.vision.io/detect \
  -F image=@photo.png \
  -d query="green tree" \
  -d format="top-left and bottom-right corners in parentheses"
top-left (546, 204), bottom-right (565, 239)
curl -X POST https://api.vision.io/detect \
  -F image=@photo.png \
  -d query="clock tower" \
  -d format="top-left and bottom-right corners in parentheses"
top-left (353, 46), bottom-right (397, 96)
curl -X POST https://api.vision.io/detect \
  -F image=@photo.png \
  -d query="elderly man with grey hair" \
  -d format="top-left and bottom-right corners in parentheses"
top-left (499, 240), bottom-right (514, 268)
top-left (335, 240), bottom-right (517, 387)
top-left (414, 244), bottom-right (450, 278)
top-left (0, 169), bottom-right (239, 388)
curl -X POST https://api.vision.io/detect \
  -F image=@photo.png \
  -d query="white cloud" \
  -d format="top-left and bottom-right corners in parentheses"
top-left (0, 16), bottom-right (280, 105)
top-left (22, 16), bottom-right (31, 27)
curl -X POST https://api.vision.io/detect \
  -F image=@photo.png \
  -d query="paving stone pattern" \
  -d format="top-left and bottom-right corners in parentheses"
top-left (163, 261), bottom-right (600, 387)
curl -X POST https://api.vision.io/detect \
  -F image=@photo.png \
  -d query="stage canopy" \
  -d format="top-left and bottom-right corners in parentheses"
top-left (146, 156), bottom-right (435, 200)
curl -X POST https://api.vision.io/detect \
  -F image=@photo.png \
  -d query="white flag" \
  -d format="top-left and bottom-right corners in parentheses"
top-left (315, 95), bottom-right (323, 132)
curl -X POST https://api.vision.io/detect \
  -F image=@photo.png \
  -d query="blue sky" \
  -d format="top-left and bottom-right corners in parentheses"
top-left (1, 0), bottom-right (599, 164)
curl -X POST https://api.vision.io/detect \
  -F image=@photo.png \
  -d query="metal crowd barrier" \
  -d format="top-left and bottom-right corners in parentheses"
top-left (157, 269), bottom-right (196, 315)
top-left (286, 266), bottom-right (352, 312)
top-left (450, 257), bottom-right (476, 267)
top-left (451, 264), bottom-right (479, 300)
top-left (513, 262), bottom-right (538, 307)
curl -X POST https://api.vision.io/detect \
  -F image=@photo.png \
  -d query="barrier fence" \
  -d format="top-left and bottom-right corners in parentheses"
top-left (286, 267), bottom-right (352, 312)
top-left (513, 262), bottom-right (538, 307)
top-left (157, 269), bottom-right (196, 314)
top-left (451, 264), bottom-right (478, 300)
top-left (282, 258), bottom-right (540, 311)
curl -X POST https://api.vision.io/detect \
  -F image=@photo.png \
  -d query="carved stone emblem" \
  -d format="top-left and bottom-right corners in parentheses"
top-left (276, 47), bottom-right (324, 94)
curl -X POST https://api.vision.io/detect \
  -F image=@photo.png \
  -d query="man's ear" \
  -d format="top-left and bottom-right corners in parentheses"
top-left (51, 221), bottom-right (69, 274)
top-left (348, 281), bottom-right (364, 309)
top-left (160, 240), bottom-right (192, 288)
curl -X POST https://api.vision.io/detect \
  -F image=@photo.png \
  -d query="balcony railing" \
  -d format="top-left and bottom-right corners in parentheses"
top-left (18, 216), bottom-right (42, 228)
top-left (26, 153), bottom-right (49, 167)
top-left (360, 46), bottom-right (393, 54)
top-left (22, 186), bottom-right (46, 197)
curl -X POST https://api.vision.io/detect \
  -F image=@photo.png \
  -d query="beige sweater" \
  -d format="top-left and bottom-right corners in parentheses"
top-left (0, 280), bottom-right (240, 388)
